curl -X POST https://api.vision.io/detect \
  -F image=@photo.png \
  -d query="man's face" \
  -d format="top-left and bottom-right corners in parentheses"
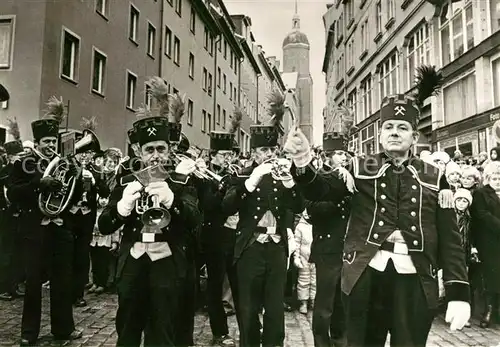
top-left (140, 140), bottom-right (169, 166)
top-left (329, 150), bottom-right (347, 167)
top-left (379, 120), bottom-right (418, 154)
top-left (36, 136), bottom-right (57, 158)
top-left (213, 150), bottom-right (232, 166)
top-left (254, 146), bottom-right (277, 164)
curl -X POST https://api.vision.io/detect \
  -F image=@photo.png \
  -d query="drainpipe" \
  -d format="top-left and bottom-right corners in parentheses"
top-left (214, 35), bottom-right (222, 129)
top-left (158, 0), bottom-right (164, 76)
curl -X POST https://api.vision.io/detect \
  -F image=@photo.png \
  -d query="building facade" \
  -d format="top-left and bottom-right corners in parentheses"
top-left (0, 0), bottom-right (288, 155)
top-left (322, 0), bottom-right (500, 157)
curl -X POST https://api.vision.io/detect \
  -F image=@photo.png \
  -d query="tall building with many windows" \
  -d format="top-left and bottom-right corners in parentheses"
top-left (322, 0), bottom-right (500, 157)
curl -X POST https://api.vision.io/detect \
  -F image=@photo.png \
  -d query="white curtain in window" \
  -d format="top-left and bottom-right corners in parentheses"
top-left (0, 20), bottom-right (12, 68)
top-left (443, 73), bottom-right (476, 125)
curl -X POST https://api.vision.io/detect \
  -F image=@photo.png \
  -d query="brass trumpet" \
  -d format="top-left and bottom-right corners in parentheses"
top-left (262, 158), bottom-right (293, 181)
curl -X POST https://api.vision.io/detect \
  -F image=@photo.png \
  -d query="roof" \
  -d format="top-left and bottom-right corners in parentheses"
top-left (282, 31), bottom-right (309, 47)
top-left (281, 72), bottom-right (298, 90)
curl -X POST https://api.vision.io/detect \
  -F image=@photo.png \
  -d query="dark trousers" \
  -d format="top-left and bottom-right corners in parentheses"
top-left (22, 222), bottom-right (75, 341)
top-left (205, 243), bottom-right (238, 338)
top-left (0, 213), bottom-right (23, 294)
top-left (90, 246), bottom-right (111, 287)
top-left (342, 260), bottom-right (435, 347)
top-left (312, 254), bottom-right (346, 347)
top-left (116, 254), bottom-right (178, 347)
top-left (236, 241), bottom-right (287, 347)
top-left (71, 212), bottom-right (94, 301)
top-left (174, 252), bottom-right (197, 347)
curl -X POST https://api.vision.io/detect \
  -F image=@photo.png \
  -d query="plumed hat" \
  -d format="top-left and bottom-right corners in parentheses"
top-left (323, 132), bottom-right (346, 152)
top-left (32, 96), bottom-right (65, 141)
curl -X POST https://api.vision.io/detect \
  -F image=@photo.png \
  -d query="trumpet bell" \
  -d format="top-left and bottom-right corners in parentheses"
top-left (75, 129), bottom-right (100, 155)
top-left (142, 206), bottom-right (171, 228)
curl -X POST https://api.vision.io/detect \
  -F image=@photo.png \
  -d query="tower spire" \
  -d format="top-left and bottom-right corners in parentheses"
top-left (292, 0), bottom-right (300, 30)
top-left (295, 0), bottom-right (298, 14)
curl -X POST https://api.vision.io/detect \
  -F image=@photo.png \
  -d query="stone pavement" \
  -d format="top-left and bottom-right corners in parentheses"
top-left (1, 291), bottom-right (500, 346)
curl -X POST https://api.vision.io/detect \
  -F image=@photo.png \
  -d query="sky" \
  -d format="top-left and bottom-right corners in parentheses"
top-left (225, 0), bottom-right (328, 146)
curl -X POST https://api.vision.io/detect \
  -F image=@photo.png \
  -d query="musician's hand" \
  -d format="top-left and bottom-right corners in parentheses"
top-left (110, 242), bottom-right (118, 252)
top-left (82, 168), bottom-right (95, 185)
top-left (284, 128), bottom-right (312, 168)
top-left (39, 176), bottom-right (62, 193)
top-left (117, 181), bottom-right (142, 217)
top-left (445, 301), bottom-right (471, 330)
top-left (176, 158), bottom-right (196, 176)
top-left (293, 255), bottom-right (304, 269)
top-left (195, 158), bottom-right (207, 171)
top-left (245, 162), bottom-right (273, 192)
top-left (145, 181), bottom-right (174, 209)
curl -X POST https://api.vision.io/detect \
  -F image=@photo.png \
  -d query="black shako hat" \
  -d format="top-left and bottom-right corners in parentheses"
top-left (380, 94), bottom-right (420, 129)
top-left (323, 132), bottom-right (346, 152)
top-left (129, 117), bottom-right (169, 147)
top-left (31, 119), bottom-right (60, 142)
top-left (0, 84), bottom-right (9, 102)
top-left (168, 122), bottom-right (182, 143)
top-left (250, 125), bottom-right (279, 148)
top-left (4, 140), bottom-right (23, 155)
top-left (210, 131), bottom-right (234, 151)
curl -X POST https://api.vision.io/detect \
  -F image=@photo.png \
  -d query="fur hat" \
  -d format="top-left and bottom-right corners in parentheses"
top-left (461, 165), bottom-right (480, 181)
top-left (454, 188), bottom-right (472, 205)
top-left (445, 161), bottom-right (461, 176)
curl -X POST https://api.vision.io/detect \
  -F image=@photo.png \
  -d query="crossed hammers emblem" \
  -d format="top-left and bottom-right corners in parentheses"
top-left (394, 106), bottom-right (406, 116)
top-left (147, 127), bottom-right (157, 136)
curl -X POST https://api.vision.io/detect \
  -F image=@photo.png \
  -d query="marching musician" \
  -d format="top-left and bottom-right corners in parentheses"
top-left (98, 116), bottom-right (201, 346)
top-left (0, 121), bottom-right (25, 301)
top-left (68, 117), bottom-right (110, 307)
top-left (222, 117), bottom-right (304, 347)
top-left (285, 94), bottom-right (471, 346)
top-left (202, 130), bottom-right (241, 347)
top-left (307, 132), bottom-right (348, 347)
top-left (7, 111), bottom-right (82, 345)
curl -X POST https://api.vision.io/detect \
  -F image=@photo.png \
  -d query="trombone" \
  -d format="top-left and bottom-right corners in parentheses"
top-left (172, 153), bottom-right (235, 185)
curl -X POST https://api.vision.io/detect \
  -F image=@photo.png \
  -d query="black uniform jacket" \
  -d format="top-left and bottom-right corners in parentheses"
top-left (98, 158), bottom-right (201, 278)
top-left (292, 153), bottom-right (470, 308)
top-left (222, 162), bottom-right (305, 263)
top-left (0, 163), bottom-right (18, 214)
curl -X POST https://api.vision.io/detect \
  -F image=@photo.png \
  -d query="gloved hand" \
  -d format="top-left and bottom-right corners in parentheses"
top-left (445, 301), bottom-right (471, 330)
top-left (245, 162), bottom-right (274, 192)
top-left (82, 168), bottom-right (96, 185)
top-left (283, 128), bottom-right (312, 167)
top-left (294, 255), bottom-right (304, 269)
top-left (39, 176), bottom-right (63, 193)
top-left (195, 158), bottom-right (207, 171)
top-left (117, 181), bottom-right (142, 217)
top-left (145, 181), bottom-right (174, 209)
top-left (175, 158), bottom-right (197, 176)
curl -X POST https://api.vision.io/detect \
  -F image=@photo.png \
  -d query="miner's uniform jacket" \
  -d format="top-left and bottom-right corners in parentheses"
top-left (222, 163), bottom-right (305, 262)
top-left (292, 153), bottom-right (470, 309)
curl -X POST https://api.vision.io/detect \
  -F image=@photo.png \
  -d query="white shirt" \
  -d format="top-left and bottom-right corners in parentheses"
top-left (256, 211), bottom-right (281, 243)
top-left (130, 242), bottom-right (172, 261)
top-left (368, 230), bottom-right (417, 274)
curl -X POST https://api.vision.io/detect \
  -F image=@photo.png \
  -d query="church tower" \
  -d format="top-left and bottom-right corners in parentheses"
top-left (282, 1), bottom-right (314, 142)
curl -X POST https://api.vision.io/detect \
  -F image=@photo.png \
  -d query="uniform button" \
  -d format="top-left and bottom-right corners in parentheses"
top-left (380, 195), bottom-right (386, 200)
top-left (382, 173), bottom-right (386, 177)
top-left (256, 188), bottom-right (260, 192)
top-left (341, 208), bottom-right (345, 211)
top-left (413, 240), bottom-right (418, 246)
top-left (273, 181), bottom-right (277, 184)
top-left (257, 197), bottom-right (261, 201)
top-left (410, 211), bottom-right (416, 217)
top-left (412, 185), bottom-right (417, 190)
top-left (254, 216), bottom-right (258, 219)
top-left (380, 207), bottom-right (386, 212)
top-left (381, 183), bottom-right (386, 188)
top-left (327, 234), bottom-right (331, 238)
top-left (273, 188), bottom-right (277, 192)
top-left (341, 215), bottom-right (345, 219)
top-left (411, 226), bottom-right (417, 231)
top-left (411, 198), bottom-right (417, 203)
top-left (374, 233), bottom-right (379, 239)
top-left (257, 207), bottom-right (260, 210)
top-left (341, 200), bottom-right (345, 204)
top-left (337, 204), bottom-right (341, 207)
top-left (319, 235), bottom-right (323, 239)
top-left (347, 253), bottom-right (352, 259)
top-left (378, 221), bottom-right (384, 226)
top-left (274, 197), bottom-right (278, 200)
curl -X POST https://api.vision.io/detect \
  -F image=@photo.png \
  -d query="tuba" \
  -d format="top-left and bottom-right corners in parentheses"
top-left (38, 129), bottom-right (100, 217)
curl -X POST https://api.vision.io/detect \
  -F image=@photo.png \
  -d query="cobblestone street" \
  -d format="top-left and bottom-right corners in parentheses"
top-left (1, 291), bottom-right (500, 346)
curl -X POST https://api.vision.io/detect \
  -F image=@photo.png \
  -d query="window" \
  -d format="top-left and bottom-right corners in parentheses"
top-left (230, 51), bottom-right (234, 68)
top-left (346, 40), bottom-right (354, 70)
top-left (336, 13), bottom-right (344, 42)
top-left (387, 0), bottom-right (395, 20)
top-left (61, 28), bottom-right (80, 81)
top-left (222, 109), bottom-right (226, 128)
top-left (204, 27), bottom-right (209, 50)
top-left (359, 76), bottom-right (373, 122)
top-left (173, 87), bottom-right (178, 95)
top-left (145, 84), bottom-right (152, 108)
top-left (379, 52), bottom-right (398, 100)
top-left (230, 82), bottom-right (233, 100)
top-left (147, 23), bottom-right (156, 57)
top-left (209, 36), bottom-right (214, 55)
top-left (190, 7), bottom-right (196, 34)
top-left (0, 18), bottom-right (14, 69)
top-left (187, 99), bottom-right (193, 125)
top-left (234, 87), bottom-right (237, 102)
top-left (346, 0), bottom-right (355, 25)
top-left (95, 0), bottom-right (108, 17)
top-left (224, 41), bottom-right (227, 59)
top-left (202, 110), bottom-right (207, 132)
top-left (491, 0), bottom-right (500, 33)
top-left (129, 4), bottom-right (139, 42)
top-left (336, 54), bottom-right (344, 82)
top-left (173, 36), bottom-right (180, 65)
top-left (439, 0), bottom-right (474, 66)
top-left (208, 73), bottom-right (213, 95)
top-left (165, 26), bottom-right (172, 57)
top-left (126, 71), bottom-right (137, 109)
top-left (360, 19), bottom-right (368, 54)
top-left (361, 124), bottom-right (375, 155)
top-left (91, 48), bottom-right (106, 95)
top-left (189, 53), bottom-right (194, 78)
top-left (217, 67), bottom-right (221, 88)
top-left (223, 74), bottom-right (227, 93)
top-left (375, 1), bottom-right (382, 33)
top-left (218, 39), bottom-right (222, 52)
top-left (208, 113), bottom-right (212, 132)
top-left (347, 90), bottom-right (357, 125)
top-left (175, 0), bottom-right (182, 16)
top-left (203, 67), bottom-right (207, 90)
top-left (217, 104), bottom-right (221, 124)
top-left (493, 58), bottom-right (500, 106)
top-left (443, 72), bottom-right (476, 125)
top-left (407, 23), bottom-right (431, 86)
